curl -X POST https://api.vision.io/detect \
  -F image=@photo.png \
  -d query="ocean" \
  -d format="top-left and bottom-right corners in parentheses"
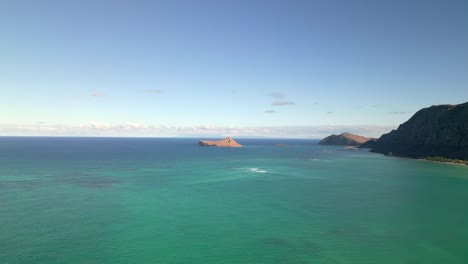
top-left (1, 137), bottom-right (467, 263)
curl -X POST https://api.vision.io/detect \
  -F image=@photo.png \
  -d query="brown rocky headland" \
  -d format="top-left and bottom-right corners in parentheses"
top-left (319, 133), bottom-right (373, 146)
top-left (199, 137), bottom-right (242, 147)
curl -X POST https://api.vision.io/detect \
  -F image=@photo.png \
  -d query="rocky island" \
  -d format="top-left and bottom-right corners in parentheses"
top-left (369, 102), bottom-right (468, 162)
top-left (199, 137), bottom-right (242, 147)
top-left (319, 133), bottom-right (373, 146)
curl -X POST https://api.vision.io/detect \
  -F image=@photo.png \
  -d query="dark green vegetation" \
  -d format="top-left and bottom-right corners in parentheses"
top-left (370, 102), bottom-right (468, 162)
top-left (424, 157), bottom-right (468, 165)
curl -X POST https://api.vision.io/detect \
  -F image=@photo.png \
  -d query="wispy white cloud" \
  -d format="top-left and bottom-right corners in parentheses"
top-left (271, 101), bottom-right (296, 106)
top-left (0, 123), bottom-right (396, 138)
top-left (388, 111), bottom-right (408, 114)
top-left (264, 110), bottom-right (279, 114)
top-left (85, 122), bottom-right (111, 129)
top-left (120, 122), bottom-right (149, 129)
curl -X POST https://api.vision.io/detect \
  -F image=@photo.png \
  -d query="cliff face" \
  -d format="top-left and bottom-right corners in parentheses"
top-left (199, 137), bottom-right (242, 147)
top-left (319, 133), bottom-right (372, 146)
top-left (371, 102), bottom-right (468, 160)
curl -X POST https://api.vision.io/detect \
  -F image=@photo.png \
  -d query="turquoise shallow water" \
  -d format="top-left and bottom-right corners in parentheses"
top-left (1, 137), bottom-right (468, 264)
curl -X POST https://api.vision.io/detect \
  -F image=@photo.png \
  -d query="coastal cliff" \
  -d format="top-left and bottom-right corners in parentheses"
top-left (319, 133), bottom-right (372, 146)
top-left (370, 102), bottom-right (468, 160)
top-left (199, 137), bottom-right (242, 147)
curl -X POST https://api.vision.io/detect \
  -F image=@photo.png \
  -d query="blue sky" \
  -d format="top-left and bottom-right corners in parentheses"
top-left (1, 0), bottom-right (467, 137)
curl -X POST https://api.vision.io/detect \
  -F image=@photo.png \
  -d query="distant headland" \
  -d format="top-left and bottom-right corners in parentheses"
top-left (319, 133), bottom-right (373, 146)
top-left (321, 102), bottom-right (468, 165)
top-left (199, 137), bottom-right (242, 147)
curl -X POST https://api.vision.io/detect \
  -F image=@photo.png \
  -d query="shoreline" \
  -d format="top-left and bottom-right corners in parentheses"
top-left (365, 149), bottom-right (468, 166)
top-left (420, 157), bottom-right (468, 166)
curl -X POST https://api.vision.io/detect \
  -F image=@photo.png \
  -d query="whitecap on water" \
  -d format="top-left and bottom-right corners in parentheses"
top-left (190, 167), bottom-right (268, 184)
top-left (250, 168), bottom-right (267, 173)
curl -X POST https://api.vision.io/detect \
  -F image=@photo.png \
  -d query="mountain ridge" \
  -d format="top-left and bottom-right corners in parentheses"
top-left (370, 102), bottom-right (468, 160)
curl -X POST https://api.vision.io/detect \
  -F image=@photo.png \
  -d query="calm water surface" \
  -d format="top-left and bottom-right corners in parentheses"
top-left (1, 137), bottom-right (467, 263)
